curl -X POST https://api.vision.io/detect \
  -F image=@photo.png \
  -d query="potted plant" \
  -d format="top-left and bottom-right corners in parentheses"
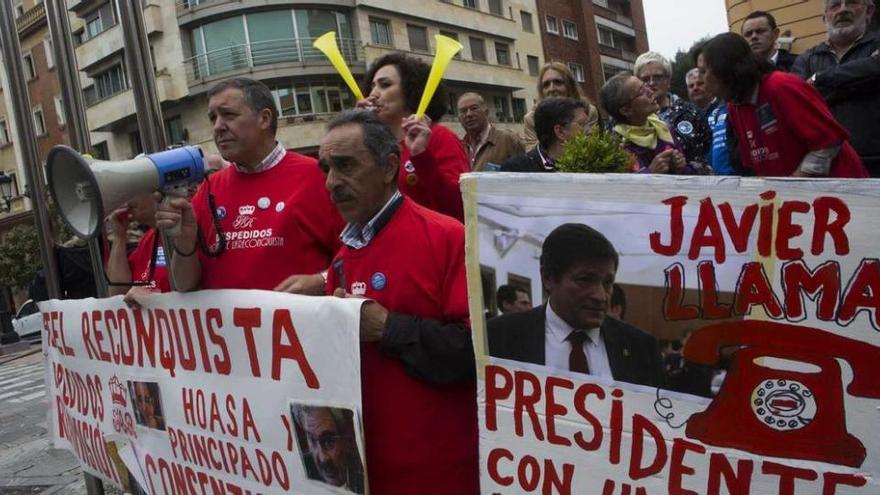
top-left (556, 126), bottom-right (631, 173)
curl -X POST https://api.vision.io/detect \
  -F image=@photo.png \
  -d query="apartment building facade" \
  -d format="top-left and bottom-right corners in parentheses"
top-left (534, 0), bottom-right (649, 105)
top-left (63, 0), bottom-right (544, 161)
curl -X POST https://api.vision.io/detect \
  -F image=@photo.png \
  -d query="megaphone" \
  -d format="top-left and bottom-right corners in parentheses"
top-left (47, 145), bottom-right (205, 240)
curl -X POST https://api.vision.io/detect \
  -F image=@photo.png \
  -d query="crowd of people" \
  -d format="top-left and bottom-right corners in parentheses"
top-left (100, 1), bottom-right (877, 493)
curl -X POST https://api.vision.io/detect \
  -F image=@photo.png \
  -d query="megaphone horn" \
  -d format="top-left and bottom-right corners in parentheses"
top-left (416, 34), bottom-right (463, 118)
top-left (46, 145), bottom-right (205, 240)
top-left (314, 31), bottom-right (365, 101)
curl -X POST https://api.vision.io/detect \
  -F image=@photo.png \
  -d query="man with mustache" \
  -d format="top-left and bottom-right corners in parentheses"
top-left (793, 0), bottom-right (880, 176)
top-left (318, 110), bottom-right (478, 494)
top-left (155, 77), bottom-right (344, 290)
top-left (488, 223), bottom-right (664, 387)
top-left (456, 93), bottom-right (524, 171)
top-left (294, 405), bottom-right (364, 493)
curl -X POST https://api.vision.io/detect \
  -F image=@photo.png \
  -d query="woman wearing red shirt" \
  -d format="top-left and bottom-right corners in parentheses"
top-left (699, 32), bottom-right (866, 178)
top-left (105, 194), bottom-right (169, 295)
top-left (359, 53), bottom-right (469, 221)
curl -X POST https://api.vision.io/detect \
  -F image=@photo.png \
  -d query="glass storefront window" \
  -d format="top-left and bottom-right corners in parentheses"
top-left (273, 82), bottom-right (352, 117)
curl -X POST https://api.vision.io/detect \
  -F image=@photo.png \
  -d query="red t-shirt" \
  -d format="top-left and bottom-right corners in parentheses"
top-left (399, 124), bottom-right (469, 222)
top-left (727, 71), bottom-right (867, 177)
top-left (127, 228), bottom-right (169, 293)
top-left (326, 198), bottom-right (478, 495)
top-left (191, 151), bottom-right (344, 290)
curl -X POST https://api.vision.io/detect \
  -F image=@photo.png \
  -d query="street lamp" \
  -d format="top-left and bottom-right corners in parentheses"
top-left (0, 172), bottom-right (13, 211)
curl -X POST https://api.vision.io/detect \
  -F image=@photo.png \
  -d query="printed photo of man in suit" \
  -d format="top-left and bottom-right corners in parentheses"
top-left (487, 223), bottom-right (664, 387)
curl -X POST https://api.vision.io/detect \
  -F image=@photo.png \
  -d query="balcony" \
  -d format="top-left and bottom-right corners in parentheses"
top-left (183, 37), bottom-right (364, 87)
top-left (176, 0), bottom-right (356, 26)
top-left (16, 2), bottom-right (46, 37)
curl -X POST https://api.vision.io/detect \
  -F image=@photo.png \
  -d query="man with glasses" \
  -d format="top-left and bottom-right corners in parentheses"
top-left (793, 0), bottom-right (880, 176)
top-left (293, 405), bottom-right (364, 493)
top-left (456, 93), bottom-right (524, 171)
top-left (741, 11), bottom-right (798, 71)
top-left (500, 97), bottom-right (590, 172)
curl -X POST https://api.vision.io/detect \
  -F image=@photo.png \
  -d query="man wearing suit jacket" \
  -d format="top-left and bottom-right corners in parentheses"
top-left (488, 223), bottom-right (664, 387)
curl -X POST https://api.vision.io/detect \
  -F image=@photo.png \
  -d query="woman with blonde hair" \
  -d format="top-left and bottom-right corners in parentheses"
top-left (522, 62), bottom-right (598, 148)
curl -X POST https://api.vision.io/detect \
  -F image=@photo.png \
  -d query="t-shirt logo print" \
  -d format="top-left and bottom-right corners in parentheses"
top-left (351, 281), bottom-right (367, 296)
top-left (234, 205), bottom-right (256, 229)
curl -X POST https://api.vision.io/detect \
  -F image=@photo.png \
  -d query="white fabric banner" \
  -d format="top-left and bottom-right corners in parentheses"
top-left (40, 290), bottom-right (365, 495)
top-left (463, 174), bottom-right (880, 494)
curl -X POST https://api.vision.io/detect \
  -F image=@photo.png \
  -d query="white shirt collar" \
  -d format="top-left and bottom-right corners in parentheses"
top-left (546, 301), bottom-right (601, 344)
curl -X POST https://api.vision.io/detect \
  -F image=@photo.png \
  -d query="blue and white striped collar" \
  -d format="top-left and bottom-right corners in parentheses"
top-left (340, 191), bottom-right (404, 250)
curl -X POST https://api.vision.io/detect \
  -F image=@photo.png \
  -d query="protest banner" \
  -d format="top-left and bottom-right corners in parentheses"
top-left (40, 290), bottom-right (366, 495)
top-left (462, 174), bottom-right (880, 494)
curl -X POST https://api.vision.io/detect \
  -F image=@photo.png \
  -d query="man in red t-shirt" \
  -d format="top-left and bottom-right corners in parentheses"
top-left (319, 109), bottom-right (478, 494)
top-left (156, 78), bottom-right (343, 290)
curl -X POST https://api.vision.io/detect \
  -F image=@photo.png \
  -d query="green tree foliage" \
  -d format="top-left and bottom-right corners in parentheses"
top-left (669, 36), bottom-right (712, 100)
top-left (0, 223), bottom-right (41, 290)
top-left (556, 127), bottom-right (631, 174)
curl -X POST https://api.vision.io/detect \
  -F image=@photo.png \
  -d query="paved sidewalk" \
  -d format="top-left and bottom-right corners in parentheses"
top-left (0, 347), bottom-right (87, 494)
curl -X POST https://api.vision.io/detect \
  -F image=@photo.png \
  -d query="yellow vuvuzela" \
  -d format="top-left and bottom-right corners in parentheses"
top-left (313, 32), bottom-right (364, 101)
top-left (416, 34), bottom-right (463, 118)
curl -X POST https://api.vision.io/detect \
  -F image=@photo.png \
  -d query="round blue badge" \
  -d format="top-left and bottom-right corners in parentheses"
top-left (371, 272), bottom-right (387, 291)
top-left (216, 206), bottom-right (227, 219)
top-left (677, 121), bottom-right (694, 136)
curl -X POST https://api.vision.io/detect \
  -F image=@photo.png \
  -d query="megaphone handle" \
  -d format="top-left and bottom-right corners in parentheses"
top-left (160, 185), bottom-right (189, 237)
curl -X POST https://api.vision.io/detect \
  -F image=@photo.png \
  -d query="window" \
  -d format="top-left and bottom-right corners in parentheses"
top-left (446, 92), bottom-right (458, 116)
top-left (246, 11), bottom-right (297, 66)
top-left (562, 20), bottom-right (578, 40)
top-left (545, 15), bottom-right (558, 34)
top-left (166, 116), bottom-right (185, 145)
top-left (369, 17), bottom-right (392, 46)
top-left (129, 131), bottom-right (143, 157)
top-left (14, 1), bottom-right (24, 18)
top-left (469, 36), bottom-right (486, 62)
top-left (512, 98), bottom-right (526, 122)
top-left (79, 2), bottom-right (116, 44)
top-left (488, 0), bottom-right (503, 16)
top-left (272, 81), bottom-right (354, 117)
top-left (32, 107), bottom-right (46, 136)
top-left (23, 53), bottom-right (36, 80)
top-left (598, 26), bottom-right (614, 47)
top-left (463, 0), bottom-right (478, 9)
top-left (407, 24), bottom-right (429, 52)
top-left (603, 63), bottom-right (625, 83)
top-left (520, 11), bottom-right (533, 32)
top-left (495, 42), bottom-right (511, 66)
top-left (0, 119), bottom-right (9, 145)
top-left (493, 96), bottom-right (510, 121)
top-left (54, 97), bottom-right (65, 126)
top-left (92, 142), bottom-right (109, 161)
top-left (527, 55), bottom-right (539, 76)
top-left (440, 31), bottom-right (461, 59)
top-left (94, 63), bottom-right (126, 100)
top-left (569, 62), bottom-right (585, 83)
top-left (44, 39), bottom-right (55, 70)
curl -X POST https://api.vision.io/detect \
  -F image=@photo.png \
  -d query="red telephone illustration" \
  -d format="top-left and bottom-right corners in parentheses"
top-left (683, 320), bottom-right (880, 468)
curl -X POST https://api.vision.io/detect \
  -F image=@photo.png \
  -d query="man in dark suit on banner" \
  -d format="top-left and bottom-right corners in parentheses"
top-left (488, 223), bottom-right (664, 387)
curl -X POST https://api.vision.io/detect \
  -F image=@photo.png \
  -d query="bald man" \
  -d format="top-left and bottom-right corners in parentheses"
top-left (457, 92), bottom-right (524, 171)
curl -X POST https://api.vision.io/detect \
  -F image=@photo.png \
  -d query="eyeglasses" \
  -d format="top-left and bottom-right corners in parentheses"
top-left (639, 74), bottom-right (669, 84)
top-left (625, 83), bottom-right (653, 106)
top-left (306, 432), bottom-right (347, 452)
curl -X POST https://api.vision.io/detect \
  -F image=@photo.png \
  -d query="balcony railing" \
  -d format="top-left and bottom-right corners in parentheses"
top-left (183, 37), bottom-right (363, 84)
top-left (16, 1), bottom-right (45, 35)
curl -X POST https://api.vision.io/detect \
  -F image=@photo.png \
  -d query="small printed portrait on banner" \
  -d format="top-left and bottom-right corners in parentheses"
top-left (290, 403), bottom-right (365, 494)
top-left (128, 381), bottom-right (166, 431)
